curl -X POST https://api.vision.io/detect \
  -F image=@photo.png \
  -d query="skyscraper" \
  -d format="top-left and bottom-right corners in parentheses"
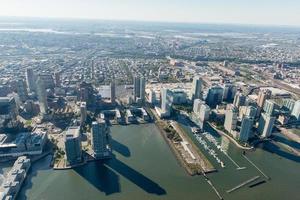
top-left (16, 79), bottom-right (28, 102)
top-left (263, 99), bottom-right (277, 116)
top-left (133, 76), bottom-right (145, 104)
top-left (205, 85), bottom-right (224, 108)
top-left (190, 76), bottom-right (202, 101)
top-left (223, 84), bottom-right (237, 102)
top-left (257, 113), bottom-right (275, 138)
top-left (26, 67), bottom-right (36, 93)
top-left (199, 104), bottom-right (210, 122)
top-left (161, 88), bottom-right (173, 117)
top-left (283, 98), bottom-right (295, 113)
top-left (91, 120), bottom-right (111, 159)
top-left (233, 92), bottom-right (246, 108)
top-left (148, 89), bottom-right (156, 104)
top-left (224, 105), bottom-right (238, 133)
top-left (239, 116), bottom-right (254, 142)
top-left (133, 76), bottom-right (141, 101)
top-left (140, 77), bottom-right (146, 103)
top-left (291, 100), bottom-right (300, 120)
top-left (110, 81), bottom-right (116, 105)
top-left (80, 102), bottom-right (87, 126)
top-left (54, 71), bottom-right (61, 87)
top-left (64, 126), bottom-right (82, 165)
top-left (257, 89), bottom-right (272, 108)
top-left (79, 82), bottom-right (95, 108)
top-left (36, 77), bottom-right (48, 114)
top-left (193, 99), bottom-right (203, 115)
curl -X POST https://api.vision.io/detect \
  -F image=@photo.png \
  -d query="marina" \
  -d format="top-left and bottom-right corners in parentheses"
top-left (194, 133), bottom-right (225, 168)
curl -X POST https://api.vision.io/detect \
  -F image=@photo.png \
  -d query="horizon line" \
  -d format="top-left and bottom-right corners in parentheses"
top-left (0, 15), bottom-right (300, 29)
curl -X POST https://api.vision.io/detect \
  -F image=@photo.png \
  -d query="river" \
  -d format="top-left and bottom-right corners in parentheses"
top-left (8, 123), bottom-right (300, 200)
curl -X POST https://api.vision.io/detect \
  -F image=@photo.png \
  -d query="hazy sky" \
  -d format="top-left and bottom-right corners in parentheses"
top-left (0, 0), bottom-right (299, 26)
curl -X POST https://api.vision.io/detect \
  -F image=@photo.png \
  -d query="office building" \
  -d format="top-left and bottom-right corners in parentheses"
top-left (148, 89), bottom-right (156, 104)
top-left (205, 85), bottom-right (224, 108)
top-left (16, 79), bottom-right (28, 102)
top-left (283, 99), bottom-right (295, 112)
top-left (79, 82), bottom-right (95, 108)
top-left (239, 116), bottom-right (254, 142)
top-left (80, 102), bottom-right (87, 126)
top-left (110, 81), bottom-right (116, 105)
top-left (189, 76), bottom-right (202, 101)
top-left (161, 88), bottom-right (173, 115)
top-left (133, 76), bottom-right (146, 104)
top-left (0, 97), bottom-right (18, 129)
top-left (223, 84), bottom-right (237, 102)
top-left (26, 67), bottom-right (36, 93)
top-left (233, 92), bottom-right (246, 108)
top-left (64, 126), bottom-right (82, 165)
top-left (224, 105), bottom-right (238, 133)
top-left (172, 89), bottom-right (187, 105)
top-left (199, 104), bottom-right (210, 122)
top-left (263, 99), bottom-right (277, 116)
top-left (239, 106), bottom-right (257, 119)
top-left (38, 74), bottom-right (55, 89)
top-left (140, 77), bottom-right (146, 103)
top-left (257, 113), bottom-right (276, 138)
top-left (54, 71), bottom-right (61, 87)
top-left (36, 77), bottom-right (48, 114)
top-left (91, 120), bottom-right (111, 159)
top-left (291, 100), bottom-right (300, 120)
top-left (193, 99), bottom-right (204, 114)
top-left (257, 89), bottom-right (272, 108)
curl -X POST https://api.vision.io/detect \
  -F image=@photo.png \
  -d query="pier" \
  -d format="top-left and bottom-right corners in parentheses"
top-left (243, 154), bottom-right (270, 180)
top-left (227, 176), bottom-right (260, 193)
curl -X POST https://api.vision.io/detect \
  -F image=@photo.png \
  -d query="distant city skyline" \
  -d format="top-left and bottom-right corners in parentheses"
top-left (0, 0), bottom-right (300, 27)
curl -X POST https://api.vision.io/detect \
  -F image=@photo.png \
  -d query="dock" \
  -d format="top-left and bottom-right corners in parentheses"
top-left (227, 176), bottom-right (260, 193)
top-left (242, 154), bottom-right (270, 180)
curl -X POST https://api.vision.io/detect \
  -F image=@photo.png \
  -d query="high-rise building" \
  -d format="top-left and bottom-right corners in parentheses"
top-left (205, 85), bottom-right (224, 108)
top-left (233, 92), bottom-right (246, 108)
top-left (148, 89), bottom-right (156, 104)
top-left (0, 97), bottom-right (18, 129)
top-left (239, 116), bottom-right (254, 142)
top-left (224, 105), bottom-right (238, 133)
top-left (54, 71), bottom-right (61, 87)
top-left (133, 76), bottom-right (145, 104)
top-left (36, 77), bottom-right (48, 114)
top-left (161, 88), bottom-right (173, 117)
top-left (80, 102), bottom-right (87, 126)
top-left (133, 76), bottom-right (141, 101)
top-left (140, 77), bottom-right (146, 103)
top-left (190, 76), bottom-right (202, 101)
top-left (64, 126), bottom-right (82, 165)
top-left (193, 99), bottom-right (203, 114)
top-left (110, 81), bottom-right (116, 105)
top-left (38, 74), bottom-right (55, 89)
top-left (283, 99), bottom-right (295, 112)
top-left (91, 120), bottom-right (111, 159)
top-left (257, 89), bottom-right (272, 108)
top-left (16, 79), bottom-right (28, 102)
top-left (199, 104), bottom-right (210, 122)
top-left (26, 68), bottom-right (36, 93)
top-left (223, 84), bottom-right (237, 102)
top-left (291, 100), bottom-right (300, 120)
top-left (79, 82), bottom-right (95, 108)
top-left (257, 113), bottom-right (276, 138)
top-left (239, 106), bottom-right (257, 119)
top-left (263, 99), bottom-right (277, 116)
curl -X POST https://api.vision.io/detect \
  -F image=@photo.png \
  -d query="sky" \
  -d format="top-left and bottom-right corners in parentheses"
top-left (0, 0), bottom-right (299, 26)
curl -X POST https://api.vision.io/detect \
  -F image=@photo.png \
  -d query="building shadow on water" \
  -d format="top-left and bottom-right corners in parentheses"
top-left (258, 141), bottom-right (300, 163)
top-left (74, 160), bottom-right (121, 195)
top-left (272, 134), bottom-right (300, 150)
top-left (73, 154), bottom-right (166, 196)
top-left (111, 138), bottom-right (131, 157)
